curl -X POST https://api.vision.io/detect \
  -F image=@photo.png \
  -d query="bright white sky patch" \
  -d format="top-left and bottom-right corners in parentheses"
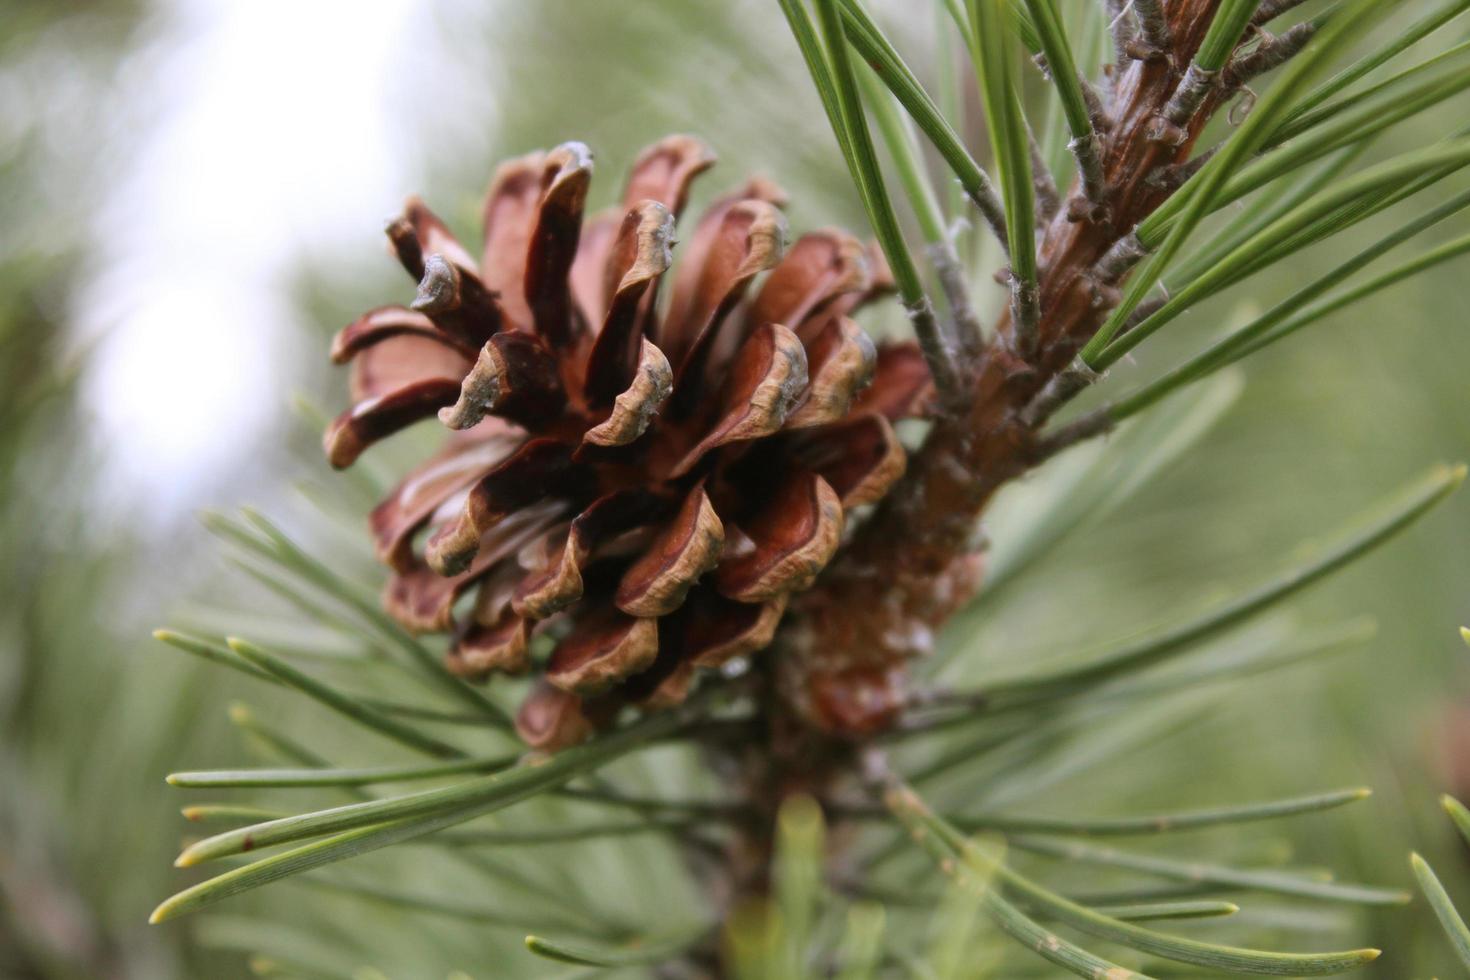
top-left (81, 0), bottom-right (420, 513)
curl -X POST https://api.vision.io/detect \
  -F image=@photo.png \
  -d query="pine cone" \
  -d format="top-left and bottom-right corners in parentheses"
top-left (325, 135), bottom-right (934, 749)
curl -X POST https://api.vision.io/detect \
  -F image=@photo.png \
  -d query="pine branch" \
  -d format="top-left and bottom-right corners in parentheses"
top-left (151, 688), bottom-right (722, 920)
top-left (1083, 0), bottom-right (1384, 366)
top-left (871, 758), bottom-right (1385, 976)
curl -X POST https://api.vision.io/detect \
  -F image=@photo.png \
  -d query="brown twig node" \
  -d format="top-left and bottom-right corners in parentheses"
top-left (1019, 358), bottom-right (1101, 430)
top-left (1095, 229), bottom-right (1151, 285)
top-left (1224, 22), bottom-right (1317, 89)
top-left (1160, 63), bottom-right (1221, 131)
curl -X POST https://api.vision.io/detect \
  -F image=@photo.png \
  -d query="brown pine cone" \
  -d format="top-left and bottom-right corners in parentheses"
top-left (324, 135), bottom-right (935, 749)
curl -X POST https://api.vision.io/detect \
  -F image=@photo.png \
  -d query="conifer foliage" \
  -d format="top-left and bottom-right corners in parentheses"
top-left (152, 1), bottom-right (1470, 974)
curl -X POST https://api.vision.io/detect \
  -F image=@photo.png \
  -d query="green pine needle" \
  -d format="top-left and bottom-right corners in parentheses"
top-left (1220, 58), bottom-right (1470, 212)
top-left (167, 753), bottom-right (518, 789)
top-left (1101, 187), bottom-right (1470, 422)
top-left (1411, 852), bottom-right (1470, 968)
top-left (205, 510), bottom-right (512, 729)
top-left (855, 60), bottom-right (946, 247)
top-left (1012, 835), bottom-right (1409, 907)
top-left (154, 629), bottom-right (281, 686)
top-left (1089, 900), bottom-right (1240, 922)
top-left (834, 903), bottom-right (886, 980)
top-left (151, 695), bottom-right (707, 918)
top-left (1444, 795), bottom-right (1470, 844)
top-left (773, 795), bottom-right (825, 978)
top-left (1193, 0), bottom-right (1260, 71)
top-left (974, 464), bottom-right (1465, 701)
top-left (225, 637), bottom-right (467, 759)
top-left (1095, 138), bottom-right (1470, 369)
top-left (523, 927), bottom-right (708, 968)
top-left (1022, 0), bottom-right (1105, 207)
top-left (837, 0), bottom-right (1007, 241)
top-left (171, 707), bottom-right (687, 868)
top-left (1082, 0), bottom-right (1384, 367)
top-left (1274, 0), bottom-right (1470, 131)
top-left (182, 804), bottom-right (290, 825)
top-left (1270, 37), bottom-right (1470, 149)
top-left (967, 0), bottom-right (1039, 353)
top-left (885, 775), bottom-right (1386, 975)
top-left (944, 787), bottom-right (1373, 838)
top-left (781, 0), bottom-right (958, 393)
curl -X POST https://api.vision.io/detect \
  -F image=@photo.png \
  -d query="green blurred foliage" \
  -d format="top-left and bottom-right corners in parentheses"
top-left (4, 0), bottom-right (1470, 976)
top-left (0, 2), bottom-right (244, 976)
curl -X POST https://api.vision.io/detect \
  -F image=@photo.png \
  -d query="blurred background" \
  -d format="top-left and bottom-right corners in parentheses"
top-left (1, 0), bottom-right (1467, 976)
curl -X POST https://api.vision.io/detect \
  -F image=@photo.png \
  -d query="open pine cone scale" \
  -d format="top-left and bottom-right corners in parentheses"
top-left (325, 135), bottom-right (935, 748)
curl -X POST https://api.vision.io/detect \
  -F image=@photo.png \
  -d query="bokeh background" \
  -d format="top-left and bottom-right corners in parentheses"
top-left (2, 0), bottom-right (1468, 976)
